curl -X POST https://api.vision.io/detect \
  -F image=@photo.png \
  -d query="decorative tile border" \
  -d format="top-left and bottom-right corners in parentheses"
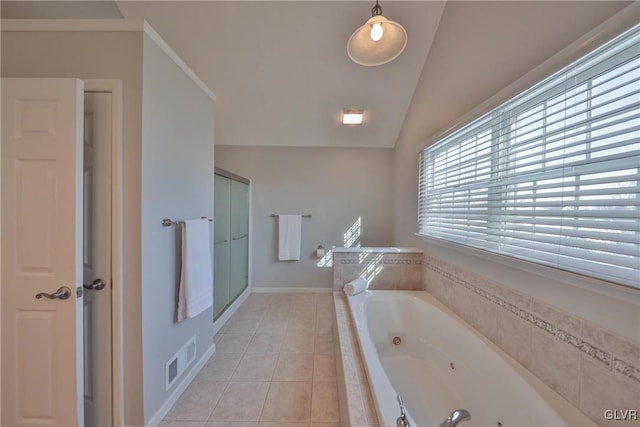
top-left (424, 259), bottom-right (640, 384)
top-left (340, 259), bottom-right (423, 265)
top-left (333, 250), bottom-right (424, 291)
top-left (556, 329), bottom-right (613, 367)
top-left (613, 358), bottom-right (640, 382)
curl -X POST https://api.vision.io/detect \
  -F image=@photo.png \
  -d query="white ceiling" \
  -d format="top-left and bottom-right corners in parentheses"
top-left (116, 1), bottom-right (446, 147)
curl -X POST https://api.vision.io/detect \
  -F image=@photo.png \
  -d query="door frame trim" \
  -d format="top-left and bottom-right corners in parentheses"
top-left (84, 79), bottom-right (124, 427)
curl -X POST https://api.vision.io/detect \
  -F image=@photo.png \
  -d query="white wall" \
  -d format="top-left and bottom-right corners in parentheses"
top-left (1, 29), bottom-right (146, 425)
top-left (1, 1), bottom-right (123, 19)
top-left (216, 146), bottom-right (394, 290)
top-left (392, 1), bottom-right (639, 342)
top-left (140, 33), bottom-right (215, 422)
top-left (1, 26), bottom-right (217, 424)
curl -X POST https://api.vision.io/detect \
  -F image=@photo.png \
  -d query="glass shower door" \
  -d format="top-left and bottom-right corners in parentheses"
top-left (213, 174), bottom-right (231, 319)
top-left (229, 180), bottom-right (249, 302)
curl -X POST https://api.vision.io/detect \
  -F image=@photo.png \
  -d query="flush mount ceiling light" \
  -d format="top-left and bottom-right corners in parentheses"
top-left (347, 0), bottom-right (407, 66)
top-left (342, 110), bottom-right (364, 125)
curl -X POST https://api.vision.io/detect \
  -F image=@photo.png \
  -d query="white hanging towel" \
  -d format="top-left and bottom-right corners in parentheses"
top-left (177, 219), bottom-right (213, 322)
top-left (278, 214), bottom-right (302, 261)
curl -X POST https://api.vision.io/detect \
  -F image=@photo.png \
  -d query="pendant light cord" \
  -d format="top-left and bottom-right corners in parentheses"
top-left (371, 0), bottom-right (382, 17)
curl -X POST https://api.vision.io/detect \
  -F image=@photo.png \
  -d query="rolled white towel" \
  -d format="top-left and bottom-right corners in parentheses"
top-left (344, 277), bottom-right (369, 296)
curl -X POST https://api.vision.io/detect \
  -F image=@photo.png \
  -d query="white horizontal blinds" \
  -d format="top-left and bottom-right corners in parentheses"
top-left (418, 23), bottom-right (640, 288)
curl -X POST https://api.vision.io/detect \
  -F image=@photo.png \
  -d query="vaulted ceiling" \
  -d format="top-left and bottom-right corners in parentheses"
top-left (1, 1), bottom-right (630, 149)
top-left (115, 1), bottom-right (445, 148)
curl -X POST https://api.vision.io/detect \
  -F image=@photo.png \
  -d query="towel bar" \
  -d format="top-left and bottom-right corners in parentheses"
top-left (162, 217), bottom-right (212, 227)
top-left (270, 214), bottom-right (312, 218)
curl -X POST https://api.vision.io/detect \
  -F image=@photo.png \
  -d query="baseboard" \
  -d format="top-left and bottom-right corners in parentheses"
top-left (212, 286), bottom-right (251, 336)
top-left (146, 342), bottom-right (216, 427)
top-left (251, 287), bottom-right (332, 294)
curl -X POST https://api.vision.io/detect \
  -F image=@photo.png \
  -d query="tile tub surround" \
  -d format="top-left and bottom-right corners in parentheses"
top-left (423, 254), bottom-right (640, 427)
top-left (333, 292), bottom-right (379, 427)
top-left (161, 292), bottom-right (340, 426)
top-left (332, 248), bottom-right (424, 292)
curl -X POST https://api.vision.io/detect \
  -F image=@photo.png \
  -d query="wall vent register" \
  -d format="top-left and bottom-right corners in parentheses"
top-left (165, 336), bottom-right (197, 390)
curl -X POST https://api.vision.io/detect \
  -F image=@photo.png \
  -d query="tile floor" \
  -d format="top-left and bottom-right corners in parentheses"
top-left (160, 293), bottom-right (340, 427)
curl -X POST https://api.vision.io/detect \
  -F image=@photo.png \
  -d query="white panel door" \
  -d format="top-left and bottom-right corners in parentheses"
top-left (1, 78), bottom-right (85, 427)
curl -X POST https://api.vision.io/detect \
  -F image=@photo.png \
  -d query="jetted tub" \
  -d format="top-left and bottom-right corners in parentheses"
top-left (346, 291), bottom-right (596, 427)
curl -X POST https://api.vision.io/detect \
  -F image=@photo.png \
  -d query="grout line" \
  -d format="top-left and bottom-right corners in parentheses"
top-left (256, 379), bottom-right (271, 423)
top-left (204, 380), bottom-right (227, 422)
top-left (309, 378), bottom-right (314, 423)
top-left (312, 351), bottom-right (317, 383)
top-left (577, 352), bottom-right (584, 410)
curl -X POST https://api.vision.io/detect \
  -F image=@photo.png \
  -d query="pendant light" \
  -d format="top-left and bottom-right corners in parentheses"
top-left (347, 0), bottom-right (407, 66)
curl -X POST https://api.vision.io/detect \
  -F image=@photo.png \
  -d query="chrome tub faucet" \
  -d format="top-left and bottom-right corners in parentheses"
top-left (439, 409), bottom-right (471, 427)
top-left (396, 394), bottom-right (410, 427)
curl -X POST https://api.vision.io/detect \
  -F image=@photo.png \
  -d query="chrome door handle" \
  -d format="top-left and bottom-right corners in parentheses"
top-left (35, 286), bottom-right (72, 300)
top-left (83, 278), bottom-right (107, 291)
top-left (232, 234), bottom-right (247, 241)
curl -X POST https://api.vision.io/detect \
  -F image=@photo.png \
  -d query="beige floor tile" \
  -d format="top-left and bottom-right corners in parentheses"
top-left (263, 303), bottom-right (290, 318)
top-left (166, 293), bottom-right (343, 426)
top-left (232, 353), bottom-right (278, 381)
top-left (261, 381), bottom-right (312, 422)
top-left (316, 294), bottom-right (333, 305)
top-left (260, 423), bottom-right (309, 427)
top-left (220, 317), bottom-right (261, 334)
top-left (257, 318), bottom-right (289, 335)
top-left (314, 334), bottom-right (334, 354)
top-left (288, 318), bottom-right (316, 333)
top-left (290, 306), bottom-right (317, 320)
top-left (160, 422), bottom-right (207, 427)
top-left (272, 353), bottom-right (314, 381)
top-left (246, 294), bottom-right (272, 303)
top-left (310, 382), bottom-right (340, 422)
top-left (269, 294), bottom-right (292, 304)
top-left (246, 333), bottom-right (284, 353)
top-left (233, 303), bottom-right (267, 318)
top-left (207, 422), bottom-right (257, 427)
top-left (164, 380), bottom-right (226, 421)
top-left (209, 381), bottom-right (270, 421)
top-left (281, 331), bottom-right (315, 354)
top-left (214, 333), bottom-right (253, 353)
top-left (290, 294), bottom-right (317, 305)
top-left (313, 353), bottom-right (336, 382)
top-left (316, 304), bottom-right (334, 319)
top-left (316, 319), bottom-right (333, 336)
top-left (199, 352), bottom-right (241, 381)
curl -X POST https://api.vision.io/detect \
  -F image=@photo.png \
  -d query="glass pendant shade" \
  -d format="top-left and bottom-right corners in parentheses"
top-left (347, 13), bottom-right (407, 66)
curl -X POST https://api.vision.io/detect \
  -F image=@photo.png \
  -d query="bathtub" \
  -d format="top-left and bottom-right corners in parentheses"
top-left (346, 291), bottom-right (595, 427)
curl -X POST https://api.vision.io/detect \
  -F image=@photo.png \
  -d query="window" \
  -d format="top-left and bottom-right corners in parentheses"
top-left (418, 23), bottom-right (640, 288)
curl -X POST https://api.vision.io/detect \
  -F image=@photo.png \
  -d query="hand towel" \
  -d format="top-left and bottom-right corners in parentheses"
top-left (177, 219), bottom-right (213, 322)
top-left (278, 214), bottom-right (302, 261)
top-left (344, 277), bottom-right (369, 296)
